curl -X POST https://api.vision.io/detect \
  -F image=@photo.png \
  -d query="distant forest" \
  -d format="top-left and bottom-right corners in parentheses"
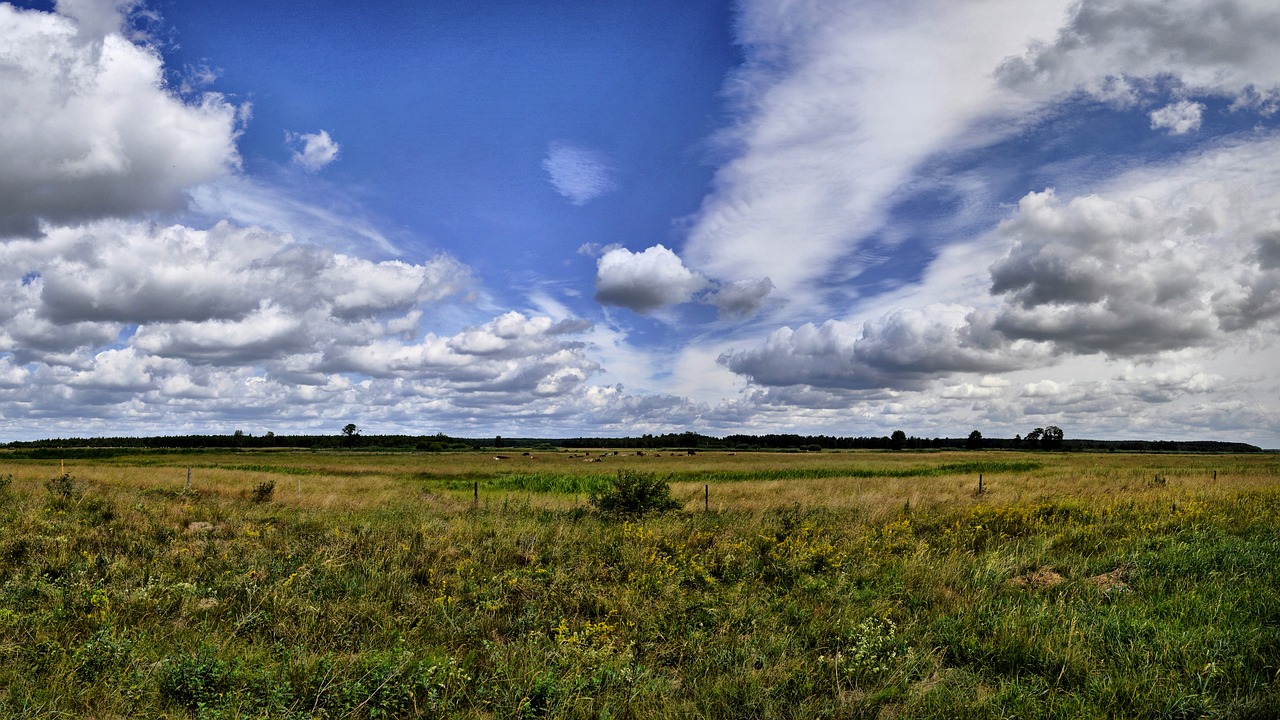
top-left (0, 430), bottom-right (1263, 459)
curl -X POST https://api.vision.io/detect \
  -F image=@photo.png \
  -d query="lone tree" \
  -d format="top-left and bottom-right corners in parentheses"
top-left (342, 423), bottom-right (360, 446)
top-left (890, 430), bottom-right (907, 451)
top-left (967, 430), bottom-right (983, 449)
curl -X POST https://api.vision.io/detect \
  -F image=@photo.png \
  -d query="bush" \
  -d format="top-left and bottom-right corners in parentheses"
top-left (251, 480), bottom-right (276, 503)
top-left (157, 645), bottom-right (234, 711)
top-left (44, 472), bottom-right (77, 499)
top-left (589, 470), bottom-right (681, 515)
top-left (0, 474), bottom-right (11, 493)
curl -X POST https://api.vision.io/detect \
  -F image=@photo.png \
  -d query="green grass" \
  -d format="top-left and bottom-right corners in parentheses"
top-left (437, 460), bottom-right (1046, 496)
top-left (0, 453), bottom-right (1276, 717)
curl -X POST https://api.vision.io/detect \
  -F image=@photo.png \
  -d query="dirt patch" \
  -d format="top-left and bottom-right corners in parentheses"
top-left (1008, 566), bottom-right (1065, 589)
top-left (1089, 563), bottom-right (1134, 593)
top-left (185, 521), bottom-right (215, 534)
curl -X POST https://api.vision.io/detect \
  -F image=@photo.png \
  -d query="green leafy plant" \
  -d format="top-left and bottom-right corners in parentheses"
top-left (589, 470), bottom-right (681, 515)
top-left (157, 645), bottom-right (234, 711)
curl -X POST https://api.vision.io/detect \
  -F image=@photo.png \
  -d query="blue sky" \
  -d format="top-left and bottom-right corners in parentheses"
top-left (2, 0), bottom-right (1279, 446)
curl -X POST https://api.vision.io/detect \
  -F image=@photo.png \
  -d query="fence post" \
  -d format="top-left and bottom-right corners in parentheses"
top-left (473, 481), bottom-right (479, 509)
top-left (978, 473), bottom-right (983, 495)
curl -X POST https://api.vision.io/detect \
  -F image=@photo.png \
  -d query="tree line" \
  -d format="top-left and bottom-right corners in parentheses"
top-left (0, 428), bottom-right (1262, 456)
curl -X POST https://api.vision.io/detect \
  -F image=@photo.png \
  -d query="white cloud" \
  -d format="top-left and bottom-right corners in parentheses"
top-left (989, 135), bottom-right (1280, 355)
top-left (54, 0), bottom-right (138, 40)
top-left (0, 3), bottom-right (241, 236)
top-left (0, 219), bottom-right (471, 366)
top-left (288, 130), bottom-right (341, 171)
top-left (682, 0), bottom-right (1280, 320)
top-left (1149, 100), bottom-right (1205, 134)
top-left (543, 142), bottom-right (615, 205)
top-left (996, 0), bottom-right (1280, 104)
top-left (718, 305), bottom-right (1050, 392)
top-left (594, 245), bottom-right (709, 313)
top-left (682, 0), bottom-right (1072, 300)
top-left (189, 175), bottom-right (400, 256)
top-left (576, 242), bottom-right (621, 258)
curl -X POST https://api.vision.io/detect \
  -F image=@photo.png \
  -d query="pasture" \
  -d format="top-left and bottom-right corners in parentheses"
top-left (0, 448), bottom-right (1277, 718)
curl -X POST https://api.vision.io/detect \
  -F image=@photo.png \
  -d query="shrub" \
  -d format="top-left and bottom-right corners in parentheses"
top-left (44, 472), bottom-right (77, 499)
top-left (157, 645), bottom-right (234, 711)
top-left (0, 474), bottom-right (11, 493)
top-left (251, 480), bottom-right (276, 503)
top-left (589, 470), bottom-right (681, 515)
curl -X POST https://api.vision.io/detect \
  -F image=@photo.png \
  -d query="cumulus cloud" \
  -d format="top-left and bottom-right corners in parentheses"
top-left (0, 219), bottom-right (471, 366)
top-left (989, 189), bottom-right (1219, 354)
top-left (321, 311), bottom-right (599, 393)
top-left (543, 142), bottom-right (615, 205)
top-left (0, 3), bottom-right (241, 236)
top-left (594, 245), bottom-right (709, 313)
top-left (54, 0), bottom-right (138, 40)
top-left (988, 133), bottom-right (1280, 355)
top-left (0, 214), bottom-right (679, 435)
top-left (1149, 100), bottom-right (1205, 134)
top-left (996, 0), bottom-right (1280, 104)
top-left (288, 130), bottom-right (341, 171)
top-left (715, 131), bottom-right (1280, 445)
top-left (719, 305), bottom-right (1050, 392)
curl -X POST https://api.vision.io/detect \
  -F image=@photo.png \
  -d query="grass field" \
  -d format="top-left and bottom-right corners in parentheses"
top-left (0, 449), bottom-right (1277, 718)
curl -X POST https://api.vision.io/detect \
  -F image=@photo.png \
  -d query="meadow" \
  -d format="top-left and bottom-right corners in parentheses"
top-left (0, 448), bottom-right (1277, 718)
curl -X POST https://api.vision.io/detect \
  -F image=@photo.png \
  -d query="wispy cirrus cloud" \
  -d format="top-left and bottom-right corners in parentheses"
top-left (542, 141), bottom-right (615, 205)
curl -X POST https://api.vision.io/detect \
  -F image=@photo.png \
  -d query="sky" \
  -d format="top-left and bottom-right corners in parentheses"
top-left (2, 0), bottom-right (1279, 447)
